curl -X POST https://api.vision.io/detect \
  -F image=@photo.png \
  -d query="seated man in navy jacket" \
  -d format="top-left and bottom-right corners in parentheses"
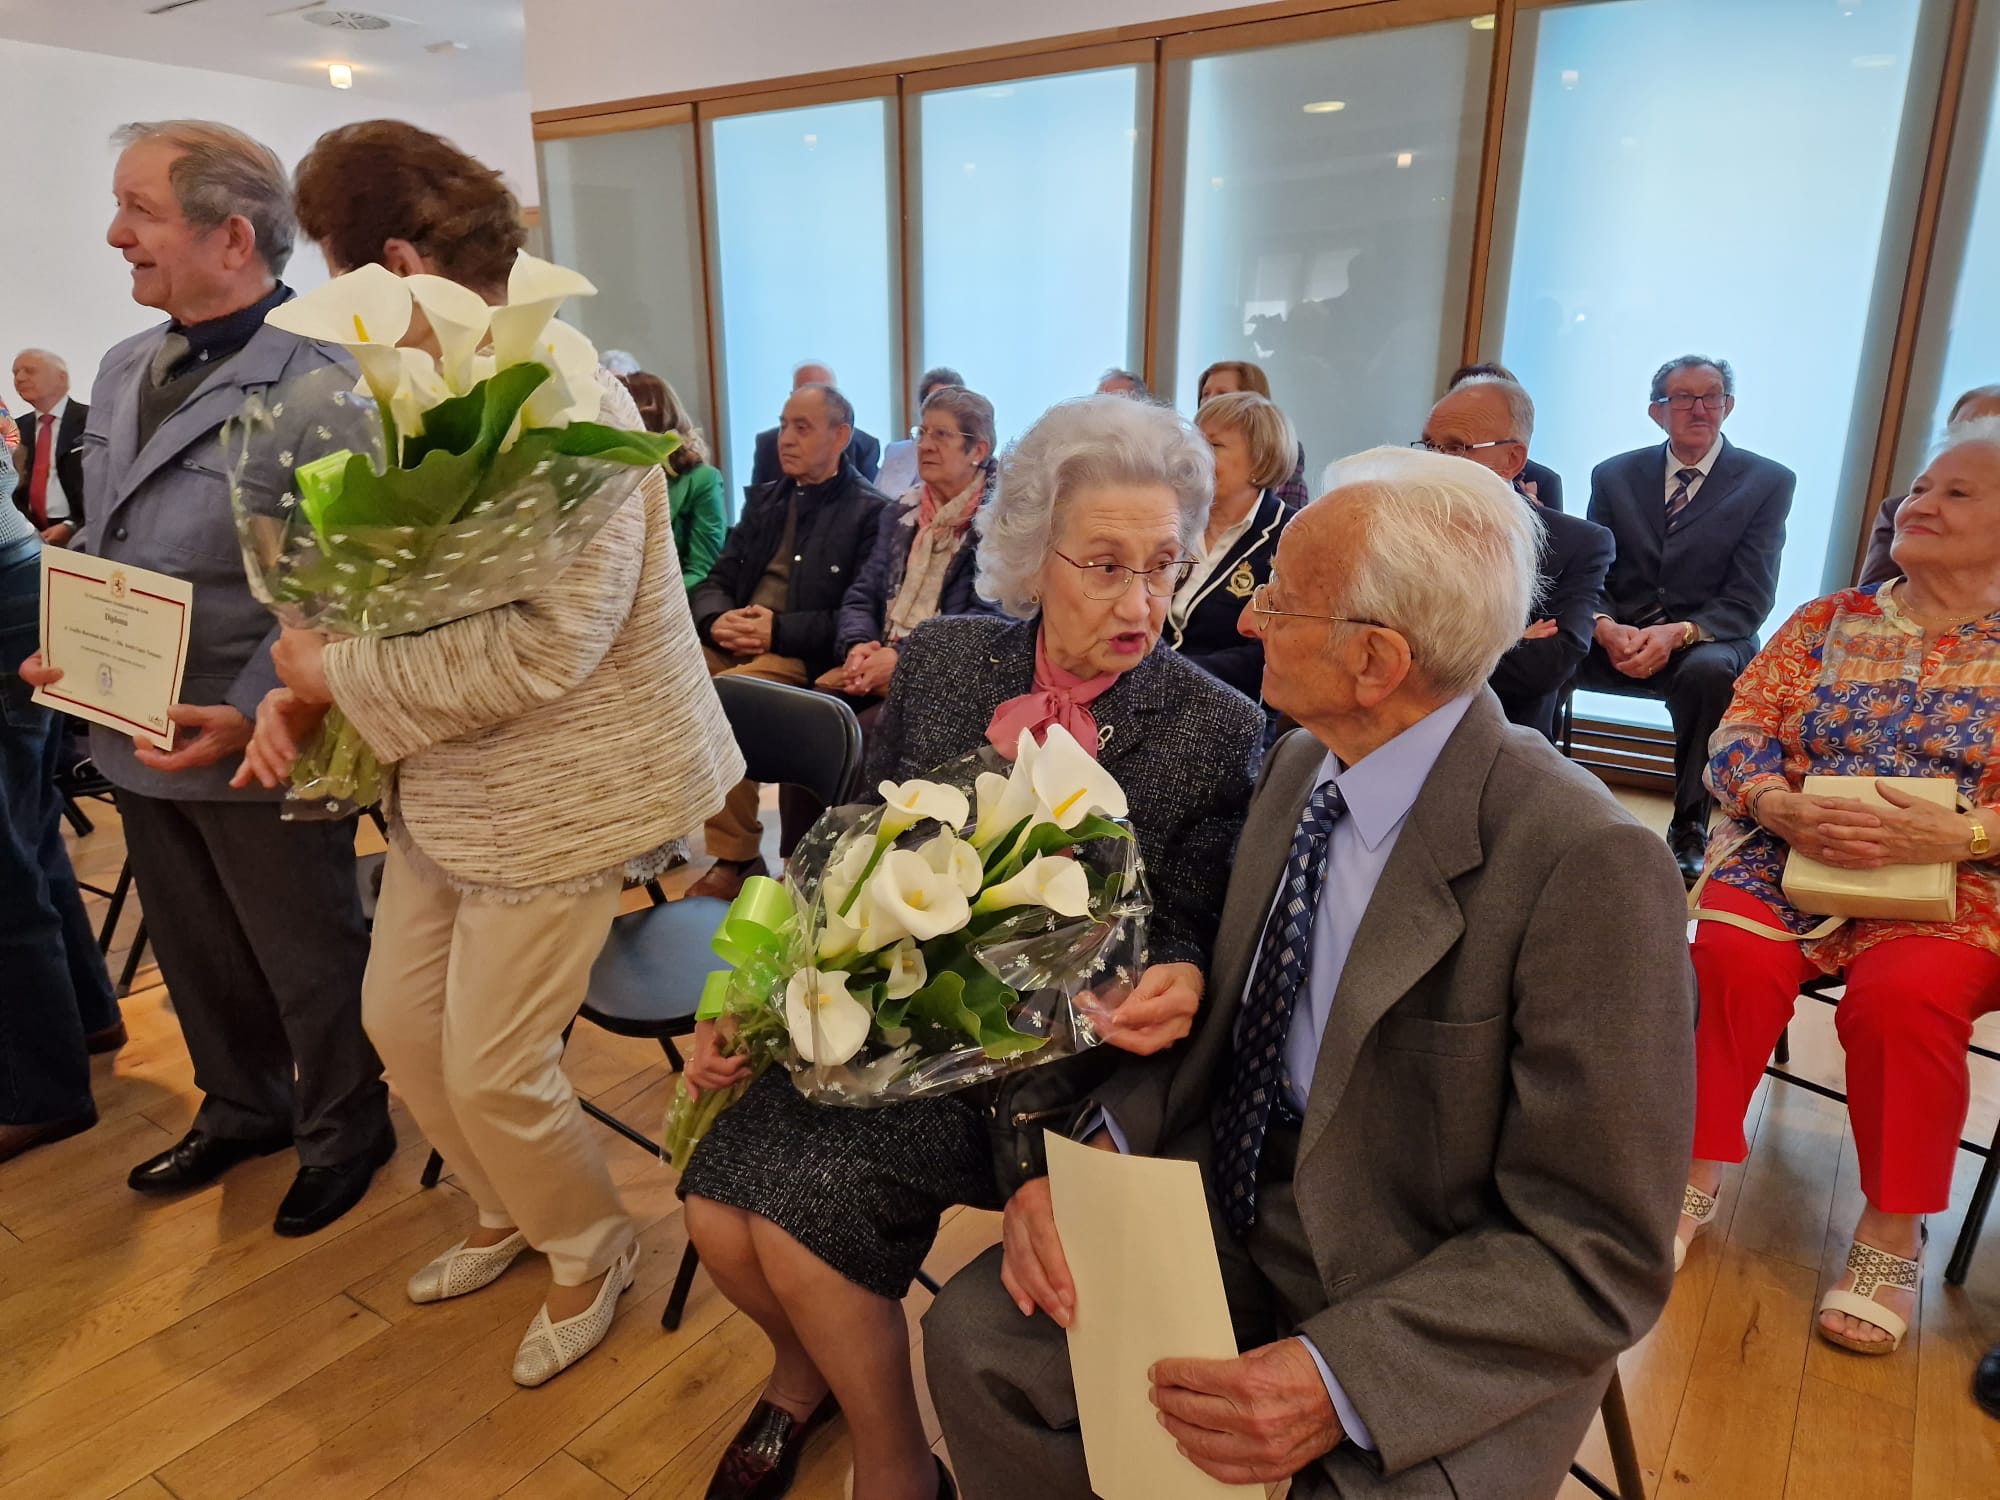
top-left (1420, 375), bottom-right (1612, 742)
top-left (1580, 356), bottom-right (1795, 880)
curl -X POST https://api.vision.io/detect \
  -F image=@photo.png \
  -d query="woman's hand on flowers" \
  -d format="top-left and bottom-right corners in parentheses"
top-left (271, 627), bottom-right (335, 705)
top-left (1812, 780), bottom-right (1985, 868)
top-left (1096, 962), bottom-right (1203, 1055)
top-left (685, 1018), bottom-right (751, 1101)
top-left (231, 687), bottom-right (330, 789)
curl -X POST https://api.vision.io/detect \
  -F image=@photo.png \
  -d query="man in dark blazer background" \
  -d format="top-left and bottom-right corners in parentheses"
top-left (1580, 355), bottom-right (1795, 879)
top-left (1448, 361), bottom-right (1564, 511)
top-left (746, 360), bottom-right (880, 490)
top-left (923, 451), bottom-right (1694, 1500)
top-left (11, 348), bottom-right (88, 546)
top-left (1422, 374), bottom-right (1612, 740)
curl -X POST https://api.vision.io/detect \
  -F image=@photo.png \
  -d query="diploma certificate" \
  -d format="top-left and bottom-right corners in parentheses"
top-left (34, 550), bottom-right (194, 751)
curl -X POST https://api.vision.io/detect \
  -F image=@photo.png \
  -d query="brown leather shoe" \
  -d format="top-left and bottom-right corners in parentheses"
top-left (687, 857), bottom-right (767, 904)
top-left (0, 1110), bottom-right (98, 1166)
top-left (704, 1393), bottom-right (838, 1500)
top-left (85, 1021), bottom-right (128, 1055)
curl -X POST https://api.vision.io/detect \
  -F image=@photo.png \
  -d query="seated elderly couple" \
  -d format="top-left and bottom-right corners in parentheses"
top-left (1678, 417), bottom-right (2000, 1358)
top-left (685, 378), bottom-right (1302, 902)
top-left (676, 394), bottom-right (1698, 1500)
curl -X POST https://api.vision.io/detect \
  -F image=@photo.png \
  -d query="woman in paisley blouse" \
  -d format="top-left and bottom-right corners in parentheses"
top-left (1679, 419), bottom-right (2000, 1358)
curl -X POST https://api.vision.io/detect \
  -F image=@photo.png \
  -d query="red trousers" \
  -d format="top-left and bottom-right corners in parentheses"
top-left (1691, 883), bottom-right (2000, 1213)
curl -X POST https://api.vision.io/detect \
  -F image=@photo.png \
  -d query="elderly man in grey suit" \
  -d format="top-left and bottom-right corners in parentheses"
top-left (20, 120), bottom-right (390, 1236)
top-left (924, 447), bottom-right (1695, 1500)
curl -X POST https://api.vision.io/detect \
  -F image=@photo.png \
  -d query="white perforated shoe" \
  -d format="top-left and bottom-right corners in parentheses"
top-left (511, 1242), bottom-right (640, 1388)
top-left (407, 1231), bottom-right (529, 1305)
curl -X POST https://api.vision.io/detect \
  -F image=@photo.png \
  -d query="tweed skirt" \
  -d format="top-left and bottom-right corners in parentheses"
top-left (677, 1068), bottom-right (1005, 1298)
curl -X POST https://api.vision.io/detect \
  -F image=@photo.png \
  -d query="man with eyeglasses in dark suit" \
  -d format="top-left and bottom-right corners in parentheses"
top-left (1578, 355), bottom-right (1795, 881)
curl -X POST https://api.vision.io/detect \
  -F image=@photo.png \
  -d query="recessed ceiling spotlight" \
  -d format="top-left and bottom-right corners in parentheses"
top-left (327, 62), bottom-right (353, 88)
top-left (1470, 14), bottom-right (1497, 29)
top-left (425, 39), bottom-right (469, 54)
top-left (1302, 100), bottom-right (1345, 114)
top-left (1395, 150), bottom-right (1414, 168)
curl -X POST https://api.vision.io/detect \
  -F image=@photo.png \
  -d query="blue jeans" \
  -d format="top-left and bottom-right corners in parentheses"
top-left (0, 538), bottom-right (116, 1124)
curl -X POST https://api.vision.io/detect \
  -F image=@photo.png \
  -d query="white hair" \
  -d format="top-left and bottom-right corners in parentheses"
top-left (1449, 374), bottom-right (1535, 444)
top-left (1936, 414), bottom-right (2000, 462)
top-left (14, 348), bottom-right (66, 374)
top-left (1319, 446), bottom-right (1543, 697)
top-left (977, 395), bottom-right (1213, 618)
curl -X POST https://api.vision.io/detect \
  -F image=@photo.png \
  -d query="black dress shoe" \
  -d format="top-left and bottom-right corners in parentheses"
top-left (273, 1129), bottom-right (397, 1237)
top-left (1667, 820), bottom-right (1708, 885)
top-left (1976, 1342), bottom-right (2000, 1420)
top-left (705, 1393), bottom-right (839, 1500)
top-left (128, 1128), bottom-right (292, 1194)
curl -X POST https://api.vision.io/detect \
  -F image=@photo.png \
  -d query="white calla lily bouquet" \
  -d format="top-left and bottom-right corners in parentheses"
top-left (225, 255), bottom-right (677, 813)
top-left (661, 724), bottom-right (1149, 1170)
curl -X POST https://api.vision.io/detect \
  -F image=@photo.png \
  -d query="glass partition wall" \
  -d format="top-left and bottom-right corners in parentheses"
top-left (537, 0), bottom-right (1993, 749)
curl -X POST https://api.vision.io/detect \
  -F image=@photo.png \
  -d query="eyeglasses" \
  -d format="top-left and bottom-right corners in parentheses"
top-left (1249, 583), bottom-right (1396, 635)
top-left (1653, 393), bottom-right (1729, 412)
top-left (910, 424), bottom-right (978, 445)
top-left (1410, 438), bottom-right (1517, 458)
top-left (1050, 549), bottom-right (1196, 600)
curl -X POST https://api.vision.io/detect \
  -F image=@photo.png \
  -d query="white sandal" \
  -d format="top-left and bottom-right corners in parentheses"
top-left (511, 1241), bottom-right (640, 1387)
top-left (406, 1230), bottom-right (529, 1305)
top-left (1674, 1182), bottom-right (1718, 1273)
top-left (1817, 1238), bottom-right (1919, 1355)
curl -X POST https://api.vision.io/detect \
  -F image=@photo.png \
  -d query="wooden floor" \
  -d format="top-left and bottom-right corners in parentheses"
top-left (2, 791), bottom-right (1995, 1500)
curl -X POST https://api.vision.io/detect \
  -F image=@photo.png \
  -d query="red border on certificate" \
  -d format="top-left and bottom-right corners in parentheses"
top-left (39, 562), bottom-right (193, 743)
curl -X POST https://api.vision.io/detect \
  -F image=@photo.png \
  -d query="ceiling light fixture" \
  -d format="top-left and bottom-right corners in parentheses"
top-left (1302, 100), bottom-right (1346, 114)
top-left (425, 39), bottom-right (469, 54)
top-left (327, 61), bottom-right (353, 88)
top-left (1395, 151), bottom-right (1414, 168)
top-left (1470, 14), bottom-right (1497, 29)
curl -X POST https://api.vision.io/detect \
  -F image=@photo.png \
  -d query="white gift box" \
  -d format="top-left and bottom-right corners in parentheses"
top-left (1780, 776), bottom-right (1961, 922)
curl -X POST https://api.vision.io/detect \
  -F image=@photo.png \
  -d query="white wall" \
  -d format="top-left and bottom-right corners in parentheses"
top-left (524, 0), bottom-right (1270, 112)
top-left (0, 36), bottom-right (533, 409)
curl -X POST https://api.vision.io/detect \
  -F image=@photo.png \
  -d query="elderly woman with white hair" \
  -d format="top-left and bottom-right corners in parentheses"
top-left (677, 395), bottom-right (1265, 1500)
top-left (1681, 417), bottom-right (2000, 1359)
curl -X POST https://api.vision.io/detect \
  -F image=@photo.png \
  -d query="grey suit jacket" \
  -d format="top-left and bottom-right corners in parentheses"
top-left (80, 318), bottom-right (353, 800)
top-left (1097, 693), bottom-right (1695, 1498)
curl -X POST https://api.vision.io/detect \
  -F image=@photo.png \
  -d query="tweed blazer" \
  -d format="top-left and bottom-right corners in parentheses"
top-left (323, 379), bottom-right (744, 892)
top-left (866, 614), bottom-right (1263, 969)
top-left (1096, 694), bottom-right (1695, 1498)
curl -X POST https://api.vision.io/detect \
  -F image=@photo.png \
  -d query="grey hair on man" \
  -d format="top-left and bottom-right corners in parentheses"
top-left (921, 384), bottom-right (996, 462)
top-left (1320, 446), bottom-right (1544, 697)
top-left (1096, 367), bottom-right (1150, 401)
top-left (15, 348), bottom-right (67, 374)
top-left (1452, 373), bottom-right (1536, 444)
top-left (977, 395), bottom-right (1212, 618)
top-left (112, 120), bottom-right (296, 274)
top-left (796, 381), bottom-right (854, 430)
top-left (1649, 354), bottom-right (1734, 404)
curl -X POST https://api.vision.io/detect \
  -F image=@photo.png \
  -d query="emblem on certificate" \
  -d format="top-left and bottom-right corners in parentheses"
top-left (33, 551), bottom-right (193, 750)
top-left (1226, 559), bottom-right (1257, 598)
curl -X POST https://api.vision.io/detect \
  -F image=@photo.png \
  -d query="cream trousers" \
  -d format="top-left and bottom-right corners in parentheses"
top-left (363, 842), bottom-right (632, 1285)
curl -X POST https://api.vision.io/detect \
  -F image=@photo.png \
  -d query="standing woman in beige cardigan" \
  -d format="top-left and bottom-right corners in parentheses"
top-left (233, 121), bottom-right (742, 1386)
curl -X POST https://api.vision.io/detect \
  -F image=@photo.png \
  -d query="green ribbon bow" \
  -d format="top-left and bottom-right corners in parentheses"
top-left (696, 875), bottom-right (799, 1020)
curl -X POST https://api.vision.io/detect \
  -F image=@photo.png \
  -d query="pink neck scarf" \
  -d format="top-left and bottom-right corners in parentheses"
top-left (986, 629), bottom-right (1122, 760)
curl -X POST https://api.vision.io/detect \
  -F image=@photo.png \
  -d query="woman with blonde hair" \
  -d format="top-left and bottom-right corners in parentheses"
top-left (1197, 358), bottom-right (1307, 508)
top-left (622, 370), bottom-right (726, 591)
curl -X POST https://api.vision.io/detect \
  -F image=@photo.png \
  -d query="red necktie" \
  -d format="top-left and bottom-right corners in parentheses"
top-left (26, 412), bottom-right (53, 528)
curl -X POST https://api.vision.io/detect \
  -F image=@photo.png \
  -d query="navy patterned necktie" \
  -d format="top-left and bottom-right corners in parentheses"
top-left (1213, 779), bottom-right (1348, 1237)
top-left (1666, 466), bottom-right (1702, 518)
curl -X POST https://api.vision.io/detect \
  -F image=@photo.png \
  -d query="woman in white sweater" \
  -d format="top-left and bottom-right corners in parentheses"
top-left (235, 121), bottom-right (741, 1386)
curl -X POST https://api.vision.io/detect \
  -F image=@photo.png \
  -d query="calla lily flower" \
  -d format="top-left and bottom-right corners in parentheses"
top-left (919, 831), bottom-right (984, 898)
top-left (785, 968), bottom-right (872, 1065)
top-left (822, 835), bottom-right (877, 915)
top-left (489, 252), bottom-right (597, 370)
top-left (883, 939), bottom-right (927, 1001)
top-left (877, 778), bottom-right (971, 843)
top-left (970, 735), bottom-right (1041, 849)
top-left (520, 317), bottom-right (604, 430)
top-left (383, 346), bottom-right (450, 442)
top-left (973, 853), bottom-right (1092, 919)
top-left (1028, 723), bottom-right (1128, 829)
top-left (404, 273), bottom-right (493, 394)
top-left (265, 263), bottom-right (414, 418)
top-left (817, 891), bottom-right (867, 960)
top-left (867, 848), bottom-right (971, 941)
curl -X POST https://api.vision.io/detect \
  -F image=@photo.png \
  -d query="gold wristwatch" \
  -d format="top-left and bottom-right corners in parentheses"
top-left (1681, 621), bottom-right (1699, 649)
top-left (1970, 817), bottom-right (1991, 859)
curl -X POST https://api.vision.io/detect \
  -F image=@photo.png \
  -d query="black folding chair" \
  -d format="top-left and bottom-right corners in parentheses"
top-left (1568, 1368), bottom-right (1646, 1500)
top-left (1768, 974), bottom-right (1999, 1284)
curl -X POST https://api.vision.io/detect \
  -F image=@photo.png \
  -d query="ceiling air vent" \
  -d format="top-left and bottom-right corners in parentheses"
top-left (305, 9), bottom-right (393, 30)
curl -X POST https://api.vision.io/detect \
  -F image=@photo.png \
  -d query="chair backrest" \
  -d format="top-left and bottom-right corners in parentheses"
top-left (714, 675), bottom-right (865, 809)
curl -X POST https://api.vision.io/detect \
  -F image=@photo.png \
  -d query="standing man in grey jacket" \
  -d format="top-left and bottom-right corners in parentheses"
top-left (19, 120), bottom-right (391, 1236)
top-left (924, 449), bottom-right (1695, 1499)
